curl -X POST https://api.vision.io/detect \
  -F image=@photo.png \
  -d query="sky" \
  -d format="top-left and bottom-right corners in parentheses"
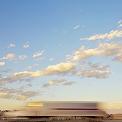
top-left (0, 0), bottom-right (122, 110)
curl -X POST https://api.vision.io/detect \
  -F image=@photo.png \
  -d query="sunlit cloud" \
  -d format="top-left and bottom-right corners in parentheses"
top-left (113, 54), bottom-right (122, 62)
top-left (0, 53), bottom-right (27, 62)
top-left (32, 50), bottom-right (44, 59)
top-left (0, 62), bottom-right (75, 83)
top-left (0, 88), bottom-right (38, 101)
top-left (30, 62), bottom-right (75, 77)
top-left (0, 42), bottom-right (119, 84)
top-left (0, 61), bottom-right (5, 67)
top-left (1, 53), bottom-right (16, 61)
top-left (80, 30), bottom-right (122, 41)
top-left (1, 42), bottom-right (121, 85)
top-left (0, 71), bottom-right (32, 84)
top-left (43, 79), bottom-right (74, 88)
top-left (70, 42), bottom-right (122, 62)
top-left (27, 101), bottom-right (44, 107)
top-left (76, 63), bottom-right (110, 79)
top-left (0, 41), bottom-right (121, 86)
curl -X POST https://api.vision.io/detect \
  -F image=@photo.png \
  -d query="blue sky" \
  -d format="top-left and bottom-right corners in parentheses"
top-left (0, 0), bottom-right (122, 110)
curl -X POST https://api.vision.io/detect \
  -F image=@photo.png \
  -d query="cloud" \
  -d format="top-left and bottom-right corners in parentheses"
top-left (0, 69), bottom-right (12, 79)
top-left (113, 54), bottom-right (122, 62)
top-left (23, 42), bottom-right (30, 48)
top-left (27, 101), bottom-right (44, 107)
top-left (118, 20), bottom-right (122, 27)
top-left (23, 44), bottom-right (30, 48)
top-left (1, 53), bottom-right (16, 61)
top-left (119, 24), bottom-right (122, 27)
top-left (70, 42), bottom-right (122, 62)
top-left (80, 30), bottom-right (122, 41)
top-left (43, 79), bottom-right (65, 87)
top-left (76, 63), bottom-right (110, 79)
top-left (18, 91), bottom-right (38, 100)
top-left (73, 24), bottom-right (80, 30)
top-left (49, 58), bottom-right (54, 61)
top-left (30, 62), bottom-right (75, 77)
top-left (0, 88), bottom-right (38, 100)
top-left (62, 81), bottom-right (74, 86)
top-left (1, 42), bottom-right (119, 83)
top-left (0, 71), bottom-right (33, 84)
top-left (43, 79), bottom-right (74, 88)
top-left (0, 62), bottom-right (75, 83)
top-left (27, 64), bottom-right (39, 70)
top-left (0, 62), bottom-right (5, 67)
top-left (1, 42), bottom-right (121, 84)
top-left (18, 55), bottom-right (27, 61)
top-left (32, 50), bottom-right (44, 59)
top-left (0, 53), bottom-right (27, 62)
top-left (8, 43), bottom-right (16, 48)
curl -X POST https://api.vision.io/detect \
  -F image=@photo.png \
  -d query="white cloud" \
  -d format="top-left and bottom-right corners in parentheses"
top-left (8, 43), bottom-right (16, 48)
top-left (70, 42), bottom-right (122, 62)
top-left (0, 62), bottom-right (5, 66)
top-left (18, 55), bottom-right (27, 61)
top-left (80, 30), bottom-right (122, 41)
top-left (118, 20), bottom-right (122, 24)
top-left (119, 24), bottom-right (122, 27)
top-left (73, 24), bottom-right (80, 30)
top-left (23, 44), bottom-right (30, 48)
top-left (32, 50), bottom-right (44, 59)
top-left (23, 42), bottom-right (30, 48)
top-left (118, 20), bottom-right (122, 27)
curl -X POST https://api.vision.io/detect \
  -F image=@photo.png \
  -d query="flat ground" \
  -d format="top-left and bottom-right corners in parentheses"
top-left (0, 119), bottom-right (122, 122)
